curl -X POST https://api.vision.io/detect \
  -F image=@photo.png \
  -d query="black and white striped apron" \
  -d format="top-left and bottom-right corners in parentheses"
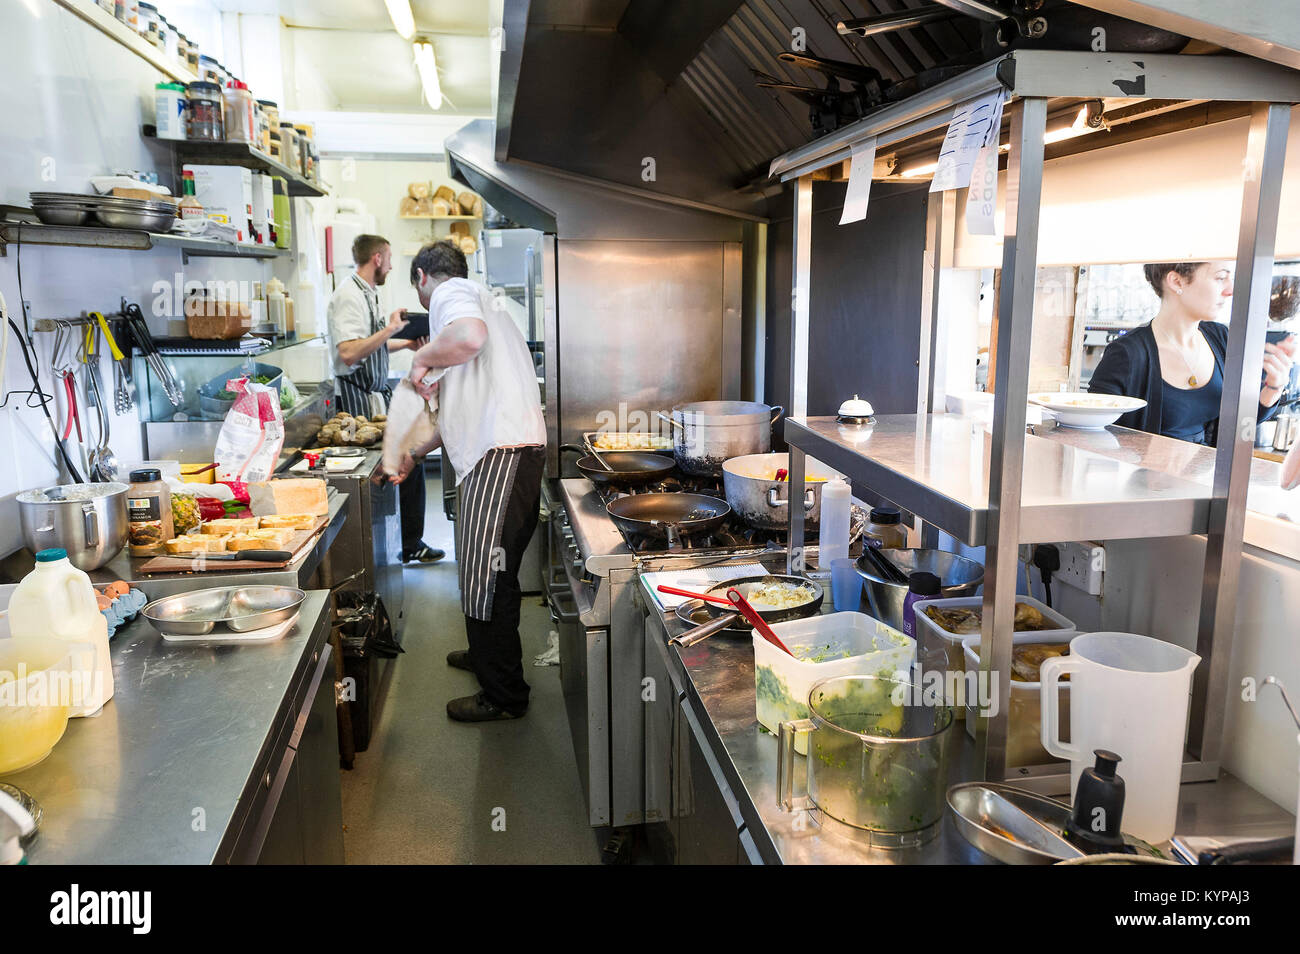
top-left (455, 447), bottom-right (524, 620)
top-left (334, 274), bottom-right (390, 417)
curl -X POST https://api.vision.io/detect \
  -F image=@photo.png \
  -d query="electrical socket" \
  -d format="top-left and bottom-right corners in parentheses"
top-left (1055, 541), bottom-right (1104, 595)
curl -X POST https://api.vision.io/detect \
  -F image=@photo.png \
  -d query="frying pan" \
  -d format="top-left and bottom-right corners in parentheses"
top-left (605, 492), bottom-right (729, 548)
top-left (560, 444), bottom-right (677, 486)
top-left (703, 575), bottom-right (823, 625)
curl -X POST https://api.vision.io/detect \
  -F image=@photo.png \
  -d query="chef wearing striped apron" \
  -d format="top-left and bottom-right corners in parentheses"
top-left (327, 234), bottom-right (442, 564)
top-left (396, 240), bottom-right (546, 722)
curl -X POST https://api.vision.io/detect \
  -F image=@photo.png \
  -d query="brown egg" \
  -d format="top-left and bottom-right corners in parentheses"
top-left (104, 581), bottom-right (130, 598)
top-left (96, 594), bottom-right (113, 610)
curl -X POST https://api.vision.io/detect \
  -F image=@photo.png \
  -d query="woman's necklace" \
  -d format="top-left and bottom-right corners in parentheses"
top-left (1158, 329), bottom-right (1205, 387)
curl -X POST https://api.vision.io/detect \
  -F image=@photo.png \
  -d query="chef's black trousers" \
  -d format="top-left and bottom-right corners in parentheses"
top-left (398, 462), bottom-right (426, 555)
top-left (462, 446), bottom-right (545, 714)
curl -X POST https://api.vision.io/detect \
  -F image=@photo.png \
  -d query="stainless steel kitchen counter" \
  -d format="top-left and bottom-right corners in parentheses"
top-left (10, 590), bottom-right (334, 864)
top-left (642, 573), bottom-right (1295, 864)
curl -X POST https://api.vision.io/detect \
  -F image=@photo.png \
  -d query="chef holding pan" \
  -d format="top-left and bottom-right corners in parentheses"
top-left (389, 240), bottom-right (546, 722)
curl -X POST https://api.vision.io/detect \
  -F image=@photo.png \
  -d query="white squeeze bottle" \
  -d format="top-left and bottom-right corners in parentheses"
top-left (7, 548), bottom-right (113, 717)
top-left (819, 476), bottom-right (851, 570)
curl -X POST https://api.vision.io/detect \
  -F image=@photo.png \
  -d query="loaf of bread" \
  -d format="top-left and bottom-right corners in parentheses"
top-left (449, 221), bottom-right (470, 237)
top-left (433, 184), bottom-right (457, 205)
top-left (458, 235), bottom-right (478, 254)
top-left (226, 528), bottom-right (294, 551)
top-left (408, 181), bottom-right (431, 199)
top-left (258, 513), bottom-right (317, 530)
top-left (201, 517), bottom-right (260, 535)
top-left (249, 478), bottom-right (329, 517)
top-left (431, 197), bottom-right (453, 217)
top-left (165, 534), bottom-right (231, 554)
top-left (399, 196), bottom-right (418, 216)
top-left (456, 191), bottom-right (477, 215)
top-left (415, 196), bottom-right (435, 216)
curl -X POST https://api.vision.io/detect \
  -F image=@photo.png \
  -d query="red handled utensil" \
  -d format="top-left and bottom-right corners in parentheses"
top-left (656, 584), bottom-right (735, 606)
top-left (726, 587), bottom-right (795, 656)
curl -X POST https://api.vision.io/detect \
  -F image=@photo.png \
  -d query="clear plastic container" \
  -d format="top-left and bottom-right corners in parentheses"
top-left (223, 81), bottom-right (256, 143)
top-left (962, 630), bottom-right (1076, 765)
top-left (186, 81), bottom-right (224, 141)
top-left (754, 611), bottom-right (914, 754)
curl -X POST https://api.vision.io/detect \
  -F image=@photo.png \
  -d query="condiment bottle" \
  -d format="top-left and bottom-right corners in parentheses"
top-left (178, 169), bottom-right (205, 221)
top-left (266, 278), bottom-right (287, 336)
top-left (1064, 750), bottom-right (1127, 851)
top-left (7, 548), bottom-right (114, 716)
top-left (863, 505), bottom-right (907, 549)
top-left (818, 476), bottom-right (851, 571)
top-left (902, 570), bottom-right (941, 640)
top-left (127, 468), bottom-right (174, 557)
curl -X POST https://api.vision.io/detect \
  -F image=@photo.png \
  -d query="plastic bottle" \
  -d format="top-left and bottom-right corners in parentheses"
top-left (902, 570), bottom-right (941, 640)
top-left (154, 81), bottom-right (187, 141)
top-left (178, 169), bottom-right (205, 222)
top-left (863, 505), bottom-right (908, 550)
top-left (818, 476), bottom-right (851, 571)
top-left (266, 277), bottom-right (287, 336)
top-left (7, 548), bottom-right (113, 717)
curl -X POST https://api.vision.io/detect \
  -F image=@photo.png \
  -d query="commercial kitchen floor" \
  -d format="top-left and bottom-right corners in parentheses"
top-left (338, 466), bottom-right (604, 864)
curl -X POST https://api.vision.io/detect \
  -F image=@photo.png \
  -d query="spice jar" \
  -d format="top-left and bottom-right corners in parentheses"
top-left (863, 505), bottom-right (908, 550)
top-left (127, 469), bottom-right (174, 557)
top-left (186, 81), bottom-right (224, 141)
top-left (268, 129), bottom-right (282, 160)
top-left (257, 99), bottom-right (278, 152)
top-left (223, 80), bottom-right (256, 143)
top-left (278, 122), bottom-right (300, 173)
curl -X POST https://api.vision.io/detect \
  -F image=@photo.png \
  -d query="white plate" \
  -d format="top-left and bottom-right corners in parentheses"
top-left (1029, 392), bottom-right (1146, 429)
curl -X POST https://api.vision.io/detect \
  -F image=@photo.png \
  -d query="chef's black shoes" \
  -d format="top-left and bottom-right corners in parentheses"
top-left (446, 691), bottom-right (525, 722)
top-left (402, 543), bottom-right (446, 564)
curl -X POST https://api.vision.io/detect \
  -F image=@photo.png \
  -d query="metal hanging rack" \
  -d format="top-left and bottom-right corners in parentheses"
top-left (767, 50), bottom-right (1300, 792)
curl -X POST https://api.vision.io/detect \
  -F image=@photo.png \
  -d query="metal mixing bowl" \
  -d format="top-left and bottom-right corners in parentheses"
top-left (93, 206), bottom-right (178, 232)
top-left (31, 203), bottom-right (94, 226)
top-left (854, 548), bottom-right (985, 630)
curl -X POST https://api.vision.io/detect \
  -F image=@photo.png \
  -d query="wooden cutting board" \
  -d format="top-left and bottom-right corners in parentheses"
top-left (138, 513), bottom-right (330, 574)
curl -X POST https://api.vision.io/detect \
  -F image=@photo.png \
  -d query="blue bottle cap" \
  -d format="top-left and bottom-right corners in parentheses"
top-left (35, 548), bottom-right (68, 562)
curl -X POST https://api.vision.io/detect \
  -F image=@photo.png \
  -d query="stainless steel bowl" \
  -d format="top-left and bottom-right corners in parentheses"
top-left (854, 548), bottom-right (984, 630)
top-left (93, 206), bottom-right (178, 232)
top-left (16, 482), bottom-right (129, 571)
top-left (143, 585), bottom-right (306, 636)
top-left (31, 203), bottom-right (95, 226)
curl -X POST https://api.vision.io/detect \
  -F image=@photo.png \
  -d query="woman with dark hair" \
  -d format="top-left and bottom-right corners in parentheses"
top-left (1088, 261), bottom-right (1295, 445)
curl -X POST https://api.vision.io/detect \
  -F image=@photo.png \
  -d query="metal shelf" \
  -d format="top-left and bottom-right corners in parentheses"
top-left (786, 415), bottom-right (1213, 546)
top-left (143, 131), bottom-right (329, 198)
top-left (0, 221), bottom-right (287, 260)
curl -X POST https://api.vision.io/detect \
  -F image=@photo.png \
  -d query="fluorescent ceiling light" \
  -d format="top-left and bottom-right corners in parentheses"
top-left (413, 39), bottom-right (442, 110)
top-left (385, 0), bottom-right (415, 39)
top-left (1043, 105), bottom-right (1094, 145)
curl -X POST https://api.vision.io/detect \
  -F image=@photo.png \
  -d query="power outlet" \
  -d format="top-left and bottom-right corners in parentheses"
top-left (1056, 541), bottom-right (1104, 596)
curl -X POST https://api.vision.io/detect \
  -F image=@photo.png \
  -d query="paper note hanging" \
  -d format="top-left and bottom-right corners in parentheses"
top-left (930, 91), bottom-right (1005, 194)
top-left (838, 137), bottom-right (877, 225)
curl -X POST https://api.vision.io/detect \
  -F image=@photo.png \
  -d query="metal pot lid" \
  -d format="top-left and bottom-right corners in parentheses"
top-left (838, 394), bottom-right (874, 419)
top-left (672, 400), bottom-right (777, 425)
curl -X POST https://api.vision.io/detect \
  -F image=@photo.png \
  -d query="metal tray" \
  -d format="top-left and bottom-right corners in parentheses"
top-left (143, 585), bottom-right (306, 635)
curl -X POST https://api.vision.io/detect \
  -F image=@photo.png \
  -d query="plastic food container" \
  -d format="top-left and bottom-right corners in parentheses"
top-left (0, 635), bottom-right (76, 775)
top-left (961, 631), bottom-right (1077, 767)
top-left (754, 612), bottom-right (914, 755)
top-left (913, 595), bottom-right (1074, 719)
top-left (186, 81), bottom-right (224, 141)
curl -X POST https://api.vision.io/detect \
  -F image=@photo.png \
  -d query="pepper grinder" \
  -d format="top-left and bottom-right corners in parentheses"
top-left (1065, 749), bottom-right (1128, 851)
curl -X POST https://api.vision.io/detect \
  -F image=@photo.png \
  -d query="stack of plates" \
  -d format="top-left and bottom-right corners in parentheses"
top-left (29, 191), bottom-right (178, 232)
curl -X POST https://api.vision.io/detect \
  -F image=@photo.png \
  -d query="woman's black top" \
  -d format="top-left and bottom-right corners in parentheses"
top-left (1088, 321), bottom-right (1277, 446)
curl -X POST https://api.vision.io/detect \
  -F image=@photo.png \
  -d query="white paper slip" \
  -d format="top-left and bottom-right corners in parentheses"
top-left (964, 134), bottom-right (1000, 235)
top-left (643, 563), bottom-right (767, 612)
top-left (931, 90), bottom-right (1004, 193)
top-left (838, 137), bottom-right (877, 225)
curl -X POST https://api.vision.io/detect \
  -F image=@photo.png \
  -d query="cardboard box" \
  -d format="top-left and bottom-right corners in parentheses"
top-left (183, 164), bottom-right (253, 243)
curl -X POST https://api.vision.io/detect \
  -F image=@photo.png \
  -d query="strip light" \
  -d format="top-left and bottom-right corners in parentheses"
top-left (413, 39), bottom-right (442, 110)
top-left (384, 0), bottom-right (415, 39)
top-left (899, 106), bottom-right (1099, 178)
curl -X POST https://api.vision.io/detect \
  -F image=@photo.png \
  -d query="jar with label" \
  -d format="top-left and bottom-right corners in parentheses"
top-left (137, 2), bottom-right (161, 46)
top-left (198, 54), bottom-right (221, 85)
top-left (257, 100), bottom-right (278, 152)
top-left (278, 122), bottom-right (300, 173)
top-left (127, 469), bottom-right (174, 556)
top-left (863, 505), bottom-right (908, 549)
top-left (157, 16), bottom-right (178, 59)
top-left (178, 169), bottom-right (205, 221)
top-left (115, 1), bottom-right (139, 33)
top-left (268, 129), bottom-right (282, 160)
top-left (223, 80), bottom-right (256, 143)
top-left (186, 81), bottom-right (224, 141)
top-left (154, 81), bottom-right (186, 140)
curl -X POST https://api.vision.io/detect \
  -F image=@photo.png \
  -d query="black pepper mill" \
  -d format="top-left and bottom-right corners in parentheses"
top-left (1065, 749), bottom-right (1128, 851)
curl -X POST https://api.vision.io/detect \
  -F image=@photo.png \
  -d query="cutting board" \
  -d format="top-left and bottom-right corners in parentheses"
top-left (138, 512), bottom-right (330, 574)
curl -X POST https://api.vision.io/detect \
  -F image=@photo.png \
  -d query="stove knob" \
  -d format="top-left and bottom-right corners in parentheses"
top-left (572, 555), bottom-right (584, 571)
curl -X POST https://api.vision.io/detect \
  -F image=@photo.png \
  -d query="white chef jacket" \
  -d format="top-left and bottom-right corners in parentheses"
top-left (429, 278), bottom-right (545, 484)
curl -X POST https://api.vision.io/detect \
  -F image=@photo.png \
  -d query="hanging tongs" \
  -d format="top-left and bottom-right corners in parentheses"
top-left (121, 298), bottom-right (183, 406)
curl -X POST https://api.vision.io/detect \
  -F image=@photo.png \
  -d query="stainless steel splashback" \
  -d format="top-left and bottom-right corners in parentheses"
top-left (545, 239), bottom-right (742, 475)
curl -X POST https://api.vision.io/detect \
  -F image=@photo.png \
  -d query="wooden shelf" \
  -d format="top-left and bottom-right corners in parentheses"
top-left (53, 0), bottom-right (198, 85)
top-left (399, 214), bottom-right (481, 221)
top-left (143, 131), bottom-right (329, 198)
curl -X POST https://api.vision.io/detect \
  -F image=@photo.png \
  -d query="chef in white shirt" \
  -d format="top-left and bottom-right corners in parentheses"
top-left (326, 233), bottom-right (443, 564)
top-left (391, 240), bottom-right (546, 722)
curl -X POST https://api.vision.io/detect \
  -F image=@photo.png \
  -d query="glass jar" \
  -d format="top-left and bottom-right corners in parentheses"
top-left (186, 81), bottom-right (224, 142)
top-left (137, 2), bottom-right (161, 47)
top-left (157, 16), bottom-right (178, 59)
top-left (268, 129), bottom-right (282, 160)
top-left (115, 1), bottom-right (139, 33)
top-left (127, 468), bottom-right (174, 557)
top-left (198, 54), bottom-right (221, 85)
top-left (863, 505), bottom-right (908, 549)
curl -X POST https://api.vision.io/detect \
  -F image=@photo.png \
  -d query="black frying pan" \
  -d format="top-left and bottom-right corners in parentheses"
top-left (606, 492), bottom-right (730, 547)
top-left (560, 444), bottom-right (677, 485)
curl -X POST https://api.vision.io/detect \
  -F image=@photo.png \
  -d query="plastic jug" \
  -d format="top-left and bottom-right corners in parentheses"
top-left (1039, 632), bottom-right (1199, 844)
top-left (818, 477), bottom-right (850, 570)
top-left (7, 548), bottom-right (112, 717)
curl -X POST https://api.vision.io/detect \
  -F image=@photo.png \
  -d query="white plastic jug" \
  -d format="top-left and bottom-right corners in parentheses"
top-left (6, 548), bottom-right (113, 717)
top-left (1039, 632), bottom-right (1199, 844)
